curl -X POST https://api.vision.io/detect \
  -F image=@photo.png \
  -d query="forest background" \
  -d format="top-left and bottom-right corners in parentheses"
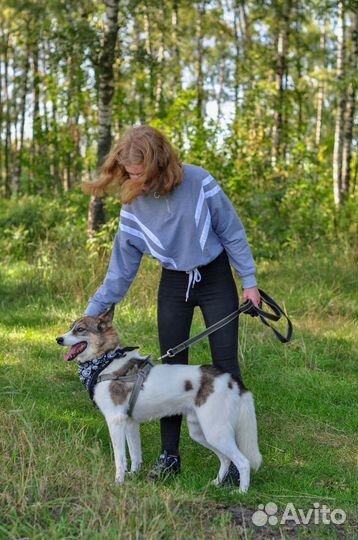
top-left (0, 1), bottom-right (357, 539)
top-left (0, 0), bottom-right (357, 254)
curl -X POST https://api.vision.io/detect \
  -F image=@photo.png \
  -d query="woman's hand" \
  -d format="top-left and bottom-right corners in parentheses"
top-left (242, 286), bottom-right (261, 307)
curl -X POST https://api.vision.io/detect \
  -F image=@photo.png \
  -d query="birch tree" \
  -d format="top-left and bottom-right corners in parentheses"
top-left (333, 0), bottom-right (346, 207)
top-left (315, 20), bottom-right (327, 147)
top-left (196, 1), bottom-right (206, 121)
top-left (341, 5), bottom-right (358, 197)
top-left (171, 0), bottom-right (181, 95)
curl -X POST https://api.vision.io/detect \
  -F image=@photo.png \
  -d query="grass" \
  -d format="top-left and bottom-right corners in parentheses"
top-left (0, 242), bottom-right (357, 539)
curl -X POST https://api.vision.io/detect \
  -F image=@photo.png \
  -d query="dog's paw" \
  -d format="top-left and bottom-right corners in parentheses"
top-left (238, 480), bottom-right (249, 494)
top-left (211, 478), bottom-right (221, 487)
top-left (129, 462), bottom-right (142, 474)
top-left (115, 475), bottom-right (125, 485)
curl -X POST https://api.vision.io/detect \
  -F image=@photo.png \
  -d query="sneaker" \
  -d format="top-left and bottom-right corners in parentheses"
top-left (221, 462), bottom-right (240, 486)
top-left (148, 451), bottom-right (181, 481)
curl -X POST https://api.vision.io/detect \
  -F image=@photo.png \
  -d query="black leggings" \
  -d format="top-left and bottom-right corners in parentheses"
top-left (157, 250), bottom-right (241, 455)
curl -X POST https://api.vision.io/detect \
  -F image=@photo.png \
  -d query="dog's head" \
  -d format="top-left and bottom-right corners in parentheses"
top-left (56, 305), bottom-right (120, 363)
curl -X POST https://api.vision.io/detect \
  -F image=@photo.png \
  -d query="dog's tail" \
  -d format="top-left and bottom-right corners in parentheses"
top-left (236, 391), bottom-right (262, 471)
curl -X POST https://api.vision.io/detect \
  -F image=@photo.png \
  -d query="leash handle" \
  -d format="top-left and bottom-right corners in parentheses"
top-left (249, 289), bottom-right (293, 343)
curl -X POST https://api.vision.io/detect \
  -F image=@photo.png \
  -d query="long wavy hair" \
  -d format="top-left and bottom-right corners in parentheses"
top-left (82, 126), bottom-right (183, 204)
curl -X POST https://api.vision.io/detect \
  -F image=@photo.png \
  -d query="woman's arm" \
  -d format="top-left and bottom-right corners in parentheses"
top-left (85, 230), bottom-right (143, 316)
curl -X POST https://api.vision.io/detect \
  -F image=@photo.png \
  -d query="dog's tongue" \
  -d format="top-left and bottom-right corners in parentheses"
top-left (64, 342), bottom-right (87, 361)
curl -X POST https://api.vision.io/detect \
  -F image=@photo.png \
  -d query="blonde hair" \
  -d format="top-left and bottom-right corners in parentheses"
top-left (82, 126), bottom-right (183, 204)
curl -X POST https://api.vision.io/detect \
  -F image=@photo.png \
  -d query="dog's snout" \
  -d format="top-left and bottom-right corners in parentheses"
top-left (56, 336), bottom-right (64, 345)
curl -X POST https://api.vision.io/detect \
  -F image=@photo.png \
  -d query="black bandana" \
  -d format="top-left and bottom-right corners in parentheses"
top-left (78, 346), bottom-right (138, 401)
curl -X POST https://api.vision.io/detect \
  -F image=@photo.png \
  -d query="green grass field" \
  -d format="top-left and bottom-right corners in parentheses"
top-left (0, 243), bottom-right (357, 539)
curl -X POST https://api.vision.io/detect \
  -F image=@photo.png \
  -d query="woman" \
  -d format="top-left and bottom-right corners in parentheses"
top-left (83, 125), bottom-right (261, 484)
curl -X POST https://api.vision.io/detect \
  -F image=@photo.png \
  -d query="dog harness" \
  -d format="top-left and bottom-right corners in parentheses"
top-left (78, 346), bottom-right (154, 415)
top-left (79, 346), bottom-right (134, 400)
top-left (97, 356), bottom-right (154, 416)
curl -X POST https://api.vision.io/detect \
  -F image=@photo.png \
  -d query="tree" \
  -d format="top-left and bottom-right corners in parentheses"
top-left (87, 0), bottom-right (120, 235)
top-left (341, 4), bottom-right (358, 197)
top-left (333, 0), bottom-right (346, 207)
top-left (12, 35), bottom-right (30, 194)
top-left (195, 0), bottom-right (206, 121)
top-left (271, 0), bottom-right (292, 169)
top-left (315, 19), bottom-right (327, 147)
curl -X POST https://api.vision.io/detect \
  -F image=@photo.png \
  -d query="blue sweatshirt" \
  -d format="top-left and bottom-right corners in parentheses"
top-left (86, 164), bottom-right (257, 316)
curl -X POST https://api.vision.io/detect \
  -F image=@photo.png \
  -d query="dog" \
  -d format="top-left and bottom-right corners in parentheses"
top-left (56, 306), bottom-right (262, 493)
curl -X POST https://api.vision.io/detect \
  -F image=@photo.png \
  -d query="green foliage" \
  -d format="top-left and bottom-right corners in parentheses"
top-left (1, 0), bottom-right (357, 258)
top-left (2, 164), bottom-right (358, 265)
top-left (0, 0), bottom-right (357, 250)
top-left (0, 193), bottom-right (88, 259)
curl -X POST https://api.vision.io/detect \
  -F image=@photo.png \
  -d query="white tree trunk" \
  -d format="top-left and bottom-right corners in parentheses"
top-left (315, 22), bottom-right (326, 147)
top-left (333, 0), bottom-right (346, 207)
top-left (341, 7), bottom-right (358, 196)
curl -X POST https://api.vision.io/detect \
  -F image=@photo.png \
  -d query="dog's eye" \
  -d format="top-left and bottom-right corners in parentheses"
top-left (76, 327), bottom-right (85, 333)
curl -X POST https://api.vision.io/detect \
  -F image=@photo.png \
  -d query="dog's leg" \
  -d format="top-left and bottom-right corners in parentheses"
top-left (107, 416), bottom-right (127, 484)
top-left (126, 420), bottom-right (142, 473)
top-left (197, 412), bottom-right (251, 493)
top-left (187, 416), bottom-right (230, 485)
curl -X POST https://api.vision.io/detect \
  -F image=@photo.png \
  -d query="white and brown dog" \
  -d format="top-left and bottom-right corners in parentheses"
top-left (57, 306), bottom-right (262, 492)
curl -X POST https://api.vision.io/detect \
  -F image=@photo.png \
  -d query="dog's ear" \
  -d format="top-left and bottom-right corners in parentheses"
top-left (98, 304), bottom-right (115, 324)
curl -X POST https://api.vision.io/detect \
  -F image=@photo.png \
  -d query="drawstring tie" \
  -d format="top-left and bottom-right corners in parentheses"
top-left (185, 268), bottom-right (201, 302)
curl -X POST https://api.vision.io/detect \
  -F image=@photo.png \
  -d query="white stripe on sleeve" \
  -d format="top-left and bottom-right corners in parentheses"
top-left (121, 224), bottom-right (177, 268)
top-left (204, 185), bottom-right (221, 199)
top-left (199, 211), bottom-right (211, 251)
top-left (195, 188), bottom-right (205, 226)
top-left (121, 210), bottom-right (165, 249)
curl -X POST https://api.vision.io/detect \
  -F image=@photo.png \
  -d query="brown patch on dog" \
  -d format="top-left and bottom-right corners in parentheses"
top-left (184, 380), bottom-right (193, 391)
top-left (109, 361), bottom-right (141, 405)
top-left (110, 381), bottom-right (132, 405)
top-left (94, 330), bottom-right (120, 357)
top-left (195, 366), bottom-right (220, 406)
top-left (112, 360), bottom-right (140, 378)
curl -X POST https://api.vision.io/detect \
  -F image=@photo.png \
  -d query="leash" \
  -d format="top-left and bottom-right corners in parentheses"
top-left (86, 290), bottom-right (292, 416)
top-left (158, 288), bottom-right (292, 361)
